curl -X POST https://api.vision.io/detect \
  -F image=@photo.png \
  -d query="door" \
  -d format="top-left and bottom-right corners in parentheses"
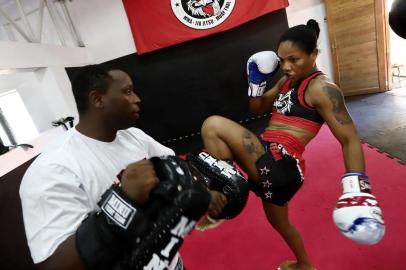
top-left (325, 0), bottom-right (389, 96)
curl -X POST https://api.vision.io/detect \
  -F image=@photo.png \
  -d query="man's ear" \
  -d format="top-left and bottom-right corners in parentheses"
top-left (88, 90), bottom-right (104, 109)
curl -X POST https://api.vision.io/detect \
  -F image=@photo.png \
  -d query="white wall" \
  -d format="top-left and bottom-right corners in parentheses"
top-left (0, 40), bottom-right (90, 68)
top-left (286, 0), bottom-right (334, 82)
top-left (35, 67), bottom-right (79, 127)
top-left (1, 0), bottom-right (336, 174)
top-left (389, 33), bottom-right (406, 79)
top-left (0, 125), bottom-right (65, 177)
top-left (0, 72), bottom-right (49, 132)
top-left (0, 0), bottom-right (134, 174)
top-left (0, 67), bottom-right (78, 133)
top-left (68, 0), bottom-right (136, 63)
top-left (388, 1), bottom-right (406, 69)
top-left (0, 67), bottom-right (78, 176)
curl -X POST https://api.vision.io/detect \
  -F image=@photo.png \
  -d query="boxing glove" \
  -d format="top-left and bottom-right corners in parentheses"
top-left (333, 173), bottom-right (385, 245)
top-left (247, 51), bottom-right (280, 97)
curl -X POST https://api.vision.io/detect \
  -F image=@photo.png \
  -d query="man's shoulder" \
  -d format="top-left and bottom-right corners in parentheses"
top-left (20, 131), bottom-right (75, 193)
top-left (43, 129), bottom-right (79, 154)
top-left (120, 127), bottom-right (147, 136)
top-left (118, 127), bottom-right (154, 142)
top-left (26, 130), bottom-right (82, 172)
top-left (118, 128), bottom-right (174, 156)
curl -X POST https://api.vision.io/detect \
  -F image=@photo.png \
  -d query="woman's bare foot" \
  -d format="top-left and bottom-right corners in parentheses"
top-left (277, 260), bottom-right (315, 270)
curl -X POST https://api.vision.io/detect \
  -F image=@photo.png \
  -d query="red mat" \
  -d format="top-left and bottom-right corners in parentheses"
top-left (180, 125), bottom-right (406, 270)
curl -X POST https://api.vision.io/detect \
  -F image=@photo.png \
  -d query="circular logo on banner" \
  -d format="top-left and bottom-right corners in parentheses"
top-left (171, 0), bottom-right (235, 30)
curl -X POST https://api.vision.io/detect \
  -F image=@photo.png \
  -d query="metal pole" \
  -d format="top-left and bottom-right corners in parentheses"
top-left (15, 0), bottom-right (35, 41)
top-left (4, 24), bottom-right (17, 41)
top-left (0, 6), bottom-right (32, 42)
top-left (48, 0), bottom-right (76, 44)
top-left (48, 0), bottom-right (69, 29)
top-left (1, 6), bottom-right (41, 27)
top-left (59, 0), bottom-right (85, 47)
top-left (44, 0), bottom-right (66, 46)
top-left (37, 0), bottom-right (45, 42)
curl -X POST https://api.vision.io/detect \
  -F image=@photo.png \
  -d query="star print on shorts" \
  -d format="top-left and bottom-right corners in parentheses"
top-left (262, 180), bottom-right (272, 188)
top-left (265, 191), bottom-right (273, 199)
top-left (260, 166), bottom-right (270, 175)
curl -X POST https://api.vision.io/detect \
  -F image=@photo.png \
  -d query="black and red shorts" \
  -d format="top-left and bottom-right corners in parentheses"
top-left (251, 130), bottom-right (305, 206)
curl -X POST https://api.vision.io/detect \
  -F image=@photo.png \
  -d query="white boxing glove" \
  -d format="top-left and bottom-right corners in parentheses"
top-left (333, 173), bottom-right (385, 245)
top-left (247, 51), bottom-right (280, 97)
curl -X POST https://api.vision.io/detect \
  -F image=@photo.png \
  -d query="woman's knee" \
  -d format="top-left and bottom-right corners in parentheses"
top-left (201, 115), bottom-right (228, 135)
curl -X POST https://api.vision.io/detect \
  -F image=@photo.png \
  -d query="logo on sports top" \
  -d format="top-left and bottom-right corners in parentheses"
top-left (171, 0), bottom-right (235, 30)
top-left (274, 90), bottom-right (294, 114)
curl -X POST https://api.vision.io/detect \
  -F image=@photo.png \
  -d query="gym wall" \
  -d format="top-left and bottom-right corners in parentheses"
top-left (66, 9), bottom-right (289, 152)
top-left (1, 10), bottom-right (288, 269)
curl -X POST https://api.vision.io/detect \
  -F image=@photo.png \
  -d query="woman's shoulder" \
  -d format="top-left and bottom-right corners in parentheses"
top-left (306, 74), bottom-right (343, 107)
top-left (308, 74), bottom-right (340, 93)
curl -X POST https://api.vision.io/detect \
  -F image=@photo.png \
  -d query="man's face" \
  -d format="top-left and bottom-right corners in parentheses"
top-left (278, 41), bottom-right (317, 84)
top-left (102, 70), bottom-right (141, 129)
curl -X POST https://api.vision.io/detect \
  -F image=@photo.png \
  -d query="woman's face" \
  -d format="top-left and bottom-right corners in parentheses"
top-left (277, 41), bottom-right (318, 84)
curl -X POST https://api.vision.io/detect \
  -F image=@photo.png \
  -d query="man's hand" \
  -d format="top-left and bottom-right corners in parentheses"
top-left (207, 190), bottom-right (227, 218)
top-left (120, 160), bottom-right (159, 204)
top-left (187, 151), bottom-right (250, 219)
top-left (195, 191), bottom-right (227, 232)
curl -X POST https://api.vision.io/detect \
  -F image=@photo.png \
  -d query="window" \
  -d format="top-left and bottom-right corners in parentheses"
top-left (0, 89), bottom-right (38, 147)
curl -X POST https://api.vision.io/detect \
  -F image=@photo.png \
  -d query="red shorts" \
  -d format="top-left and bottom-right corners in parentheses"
top-left (260, 130), bottom-right (306, 175)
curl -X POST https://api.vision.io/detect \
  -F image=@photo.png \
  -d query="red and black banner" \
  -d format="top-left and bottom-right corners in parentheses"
top-left (122, 0), bottom-right (289, 54)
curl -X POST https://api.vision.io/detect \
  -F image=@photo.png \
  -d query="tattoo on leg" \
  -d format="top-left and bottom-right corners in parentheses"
top-left (322, 85), bottom-right (353, 125)
top-left (242, 130), bottom-right (262, 156)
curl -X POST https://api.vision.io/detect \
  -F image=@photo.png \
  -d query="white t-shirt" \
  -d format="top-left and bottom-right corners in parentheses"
top-left (20, 127), bottom-right (177, 265)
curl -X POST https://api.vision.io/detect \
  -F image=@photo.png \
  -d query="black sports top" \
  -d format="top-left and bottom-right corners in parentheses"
top-left (271, 71), bottom-right (325, 133)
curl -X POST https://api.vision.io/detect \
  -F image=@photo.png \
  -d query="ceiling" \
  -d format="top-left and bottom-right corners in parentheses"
top-left (0, 0), bottom-right (41, 25)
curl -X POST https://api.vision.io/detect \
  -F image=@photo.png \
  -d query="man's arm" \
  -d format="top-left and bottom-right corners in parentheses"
top-left (249, 76), bottom-right (287, 114)
top-left (29, 160), bottom-right (159, 270)
top-left (310, 81), bottom-right (365, 171)
top-left (38, 235), bottom-right (85, 270)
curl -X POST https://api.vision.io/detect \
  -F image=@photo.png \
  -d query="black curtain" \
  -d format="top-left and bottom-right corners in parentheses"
top-left (67, 9), bottom-right (288, 148)
top-left (0, 158), bottom-right (36, 270)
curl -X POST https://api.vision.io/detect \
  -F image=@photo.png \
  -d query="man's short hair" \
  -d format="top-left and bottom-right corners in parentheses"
top-left (71, 65), bottom-right (112, 114)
